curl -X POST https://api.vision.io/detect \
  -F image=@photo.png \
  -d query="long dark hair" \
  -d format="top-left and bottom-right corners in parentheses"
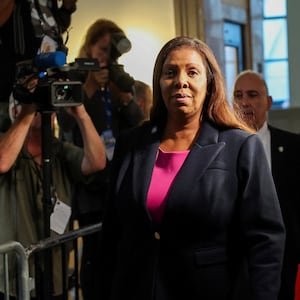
top-left (150, 36), bottom-right (253, 133)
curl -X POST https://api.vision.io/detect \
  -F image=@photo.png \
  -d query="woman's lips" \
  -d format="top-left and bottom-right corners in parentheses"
top-left (174, 93), bottom-right (190, 102)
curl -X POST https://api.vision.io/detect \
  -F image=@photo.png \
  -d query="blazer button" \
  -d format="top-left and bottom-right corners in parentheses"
top-left (154, 232), bottom-right (160, 240)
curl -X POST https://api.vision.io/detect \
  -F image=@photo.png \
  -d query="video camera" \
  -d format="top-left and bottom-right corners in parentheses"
top-left (13, 52), bottom-right (100, 111)
top-left (12, 31), bottom-right (135, 109)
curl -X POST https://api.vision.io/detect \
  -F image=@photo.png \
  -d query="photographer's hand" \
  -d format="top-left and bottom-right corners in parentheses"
top-left (0, 103), bottom-right (36, 173)
top-left (65, 104), bottom-right (106, 175)
top-left (94, 69), bottom-right (109, 90)
top-left (109, 82), bottom-right (134, 106)
top-left (119, 91), bottom-right (134, 106)
top-left (83, 68), bottom-right (109, 98)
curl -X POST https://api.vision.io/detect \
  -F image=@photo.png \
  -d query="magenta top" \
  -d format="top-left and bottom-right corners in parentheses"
top-left (147, 148), bottom-right (190, 224)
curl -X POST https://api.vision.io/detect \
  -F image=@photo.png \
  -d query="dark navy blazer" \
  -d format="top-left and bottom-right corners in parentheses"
top-left (269, 125), bottom-right (300, 300)
top-left (100, 121), bottom-right (285, 300)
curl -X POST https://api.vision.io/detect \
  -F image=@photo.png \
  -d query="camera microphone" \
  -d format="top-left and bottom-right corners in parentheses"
top-left (35, 51), bottom-right (67, 71)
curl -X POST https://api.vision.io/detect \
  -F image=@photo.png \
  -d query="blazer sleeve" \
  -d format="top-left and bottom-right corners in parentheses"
top-left (236, 134), bottom-right (286, 300)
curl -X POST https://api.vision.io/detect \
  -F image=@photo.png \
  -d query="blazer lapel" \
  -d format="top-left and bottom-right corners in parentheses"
top-left (128, 122), bottom-right (225, 222)
top-left (133, 142), bottom-right (159, 201)
top-left (169, 122), bottom-right (226, 197)
top-left (132, 126), bottom-right (161, 219)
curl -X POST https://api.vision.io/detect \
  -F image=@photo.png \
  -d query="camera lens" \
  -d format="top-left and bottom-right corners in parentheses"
top-left (51, 81), bottom-right (83, 107)
top-left (55, 85), bottom-right (72, 101)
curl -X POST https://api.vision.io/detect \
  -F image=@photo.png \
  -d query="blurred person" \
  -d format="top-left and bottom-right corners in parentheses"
top-left (57, 18), bottom-right (144, 300)
top-left (233, 69), bottom-right (300, 300)
top-left (0, 0), bottom-right (77, 131)
top-left (99, 36), bottom-right (285, 300)
top-left (134, 80), bottom-right (152, 120)
top-left (0, 93), bottom-right (105, 298)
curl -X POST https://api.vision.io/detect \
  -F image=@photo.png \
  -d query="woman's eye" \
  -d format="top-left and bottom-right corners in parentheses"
top-left (188, 69), bottom-right (199, 76)
top-left (164, 69), bottom-right (175, 77)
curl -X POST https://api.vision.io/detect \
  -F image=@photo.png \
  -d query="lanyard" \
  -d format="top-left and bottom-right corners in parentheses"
top-left (97, 88), bottom-right (112, 129)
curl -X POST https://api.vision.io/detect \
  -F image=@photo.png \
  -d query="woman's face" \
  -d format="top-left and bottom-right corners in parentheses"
top-left (89, 33), bottom-right (111, 67)
top-left (160, 46), bottom-right (208, 121)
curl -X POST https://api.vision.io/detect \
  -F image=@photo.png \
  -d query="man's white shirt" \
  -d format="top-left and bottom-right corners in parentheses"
top-left (257, 121), bottom-right (272, 170)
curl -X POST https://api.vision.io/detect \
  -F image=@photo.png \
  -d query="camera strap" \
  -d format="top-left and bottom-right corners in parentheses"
top-left (97, 88), bottom-right (116, 161)
top-left (97, 88), bottom-right (112, 129)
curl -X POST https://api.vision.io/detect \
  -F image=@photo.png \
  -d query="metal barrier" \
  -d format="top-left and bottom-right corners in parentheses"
top-left (0, 222), bottom-right (102, 300)
top-left (0, 241), bottom-right (31, 300)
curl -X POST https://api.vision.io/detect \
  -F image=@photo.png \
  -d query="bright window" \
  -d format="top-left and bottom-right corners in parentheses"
top-left (263, 0), bottom-right (289, 108)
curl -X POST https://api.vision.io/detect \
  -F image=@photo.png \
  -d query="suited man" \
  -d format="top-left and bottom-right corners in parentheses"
top-left (233, 69), bottom-right (300, 300)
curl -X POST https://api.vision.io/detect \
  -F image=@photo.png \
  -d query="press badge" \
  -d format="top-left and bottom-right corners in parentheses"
top-left (101, 129), bottom-right (116, 161)
top-left (50, 200), bottom-right (71, 234)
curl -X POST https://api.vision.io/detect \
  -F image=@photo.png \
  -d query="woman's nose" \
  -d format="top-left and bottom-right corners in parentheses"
top-left (175, 74), bottom-right (188, 88)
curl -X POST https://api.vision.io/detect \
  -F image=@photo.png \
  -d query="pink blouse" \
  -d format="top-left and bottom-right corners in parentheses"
top-left (147, 148), bottom-right (190, 224)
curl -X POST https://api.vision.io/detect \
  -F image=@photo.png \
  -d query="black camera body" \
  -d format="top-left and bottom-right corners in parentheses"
top-left (13, 77), bottom-right (83, 110)
top-left (33, 79), bottom-right (83, 108)
top-left (13, 56), bottom-right (100, 111)
top-left (13, 30), bottom-right (135, 109)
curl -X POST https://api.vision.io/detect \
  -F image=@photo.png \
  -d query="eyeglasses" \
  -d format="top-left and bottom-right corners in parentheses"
top-left (233, 90), bottom-right (260, 101)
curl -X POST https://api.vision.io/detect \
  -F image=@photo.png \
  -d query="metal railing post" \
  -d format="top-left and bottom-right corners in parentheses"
top-left (0, 241), bottom-right (31, 300)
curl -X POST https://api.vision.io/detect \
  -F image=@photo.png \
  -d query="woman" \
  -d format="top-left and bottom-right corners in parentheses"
top-left (100, 36), bottom-right (285, 300)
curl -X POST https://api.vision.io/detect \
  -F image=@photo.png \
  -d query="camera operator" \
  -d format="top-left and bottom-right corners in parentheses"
top-left (0, 0), bottom-right (77, 131)
top-left (57, 18), bottom-right (145, 300)
top-left (0, 87), bottom-right (106, 299)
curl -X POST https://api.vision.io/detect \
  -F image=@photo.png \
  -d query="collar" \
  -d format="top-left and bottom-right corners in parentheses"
top-left (257, 121), bottom-right (269, 138)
